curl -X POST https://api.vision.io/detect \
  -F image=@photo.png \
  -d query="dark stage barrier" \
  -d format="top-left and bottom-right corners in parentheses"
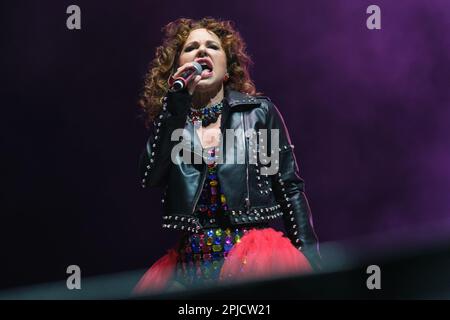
top-left (2, 225), bottom-right (450, 300)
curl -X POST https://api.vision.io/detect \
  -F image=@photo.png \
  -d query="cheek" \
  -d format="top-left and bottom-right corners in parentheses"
top-left (214, 54), bottom-right (227, 72)
top-left (178, 52), bottom-right (192, 66)
top-left (178, 55), bottom-right (186, 66)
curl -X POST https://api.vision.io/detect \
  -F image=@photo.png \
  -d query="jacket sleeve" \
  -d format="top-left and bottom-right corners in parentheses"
top-left (139, 90), bottom-right (192, 189)
top-left (265, 100), bottom-right (322, 270)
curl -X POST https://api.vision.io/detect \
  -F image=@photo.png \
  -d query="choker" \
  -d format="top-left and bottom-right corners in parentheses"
top-left (188, 101), bottom-right (223, 127)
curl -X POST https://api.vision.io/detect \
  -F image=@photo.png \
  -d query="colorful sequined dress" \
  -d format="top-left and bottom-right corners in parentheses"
top-left (172, 145), bottom-right (263, 287)
top-left (134, 148), bottom-right (313, 294)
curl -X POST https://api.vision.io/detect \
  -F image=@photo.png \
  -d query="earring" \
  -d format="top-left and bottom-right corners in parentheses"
top-left (224, 73), bottom-right (229, 81)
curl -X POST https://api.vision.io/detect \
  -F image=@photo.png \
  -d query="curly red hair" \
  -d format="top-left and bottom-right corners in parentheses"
top-left (139, 17), bottom-right (258, 127)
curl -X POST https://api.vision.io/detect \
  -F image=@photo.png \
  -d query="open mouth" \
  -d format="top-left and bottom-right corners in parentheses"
top-left (200, 63), bottom-right (212, 72)
top-left (195, 58), bottom-right (213, 72)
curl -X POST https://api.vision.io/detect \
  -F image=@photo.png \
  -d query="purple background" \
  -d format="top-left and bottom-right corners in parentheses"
top-left (1, 0), bottom-right (449, 289)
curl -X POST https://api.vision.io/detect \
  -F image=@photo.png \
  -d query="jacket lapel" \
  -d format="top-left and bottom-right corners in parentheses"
top-left (186, 89), bottom-right (262, 160)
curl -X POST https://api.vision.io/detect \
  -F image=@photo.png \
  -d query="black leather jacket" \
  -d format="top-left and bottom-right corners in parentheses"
top-left (139, 88), bottom-right (321, 270)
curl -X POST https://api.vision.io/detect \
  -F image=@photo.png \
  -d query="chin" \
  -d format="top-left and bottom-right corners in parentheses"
top-left (195, 79), bottom-right (223, 92)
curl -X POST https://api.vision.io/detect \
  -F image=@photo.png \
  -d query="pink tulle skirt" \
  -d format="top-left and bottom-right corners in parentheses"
top-left (133, 227), bottom-right (312, 294)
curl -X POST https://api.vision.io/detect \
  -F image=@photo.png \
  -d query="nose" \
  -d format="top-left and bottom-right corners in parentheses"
top-left (196, 45), bottom-right (207, 57)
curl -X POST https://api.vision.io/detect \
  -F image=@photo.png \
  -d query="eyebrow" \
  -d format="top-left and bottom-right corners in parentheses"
top-left (184, 40), bottom-right (221, 47)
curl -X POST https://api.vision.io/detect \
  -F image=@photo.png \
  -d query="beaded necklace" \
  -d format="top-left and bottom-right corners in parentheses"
top-left (188, 100), bottom-right (223, 127)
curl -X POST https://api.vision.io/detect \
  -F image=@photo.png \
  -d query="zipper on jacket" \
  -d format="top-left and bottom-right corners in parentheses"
top-left (191, 163), bottom-right (207, 215)
top-left (242, 112), bottom-right (251, 213)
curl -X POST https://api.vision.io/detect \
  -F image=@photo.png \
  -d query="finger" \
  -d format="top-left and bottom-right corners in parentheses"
top-left (173, 62), bottom-right (195, 78)
top-left (188, 75), bottom-right (202, 95)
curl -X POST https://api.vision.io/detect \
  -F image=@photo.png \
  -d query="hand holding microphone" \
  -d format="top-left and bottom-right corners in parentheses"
top-left (169, 61), bottom-right (204, 95)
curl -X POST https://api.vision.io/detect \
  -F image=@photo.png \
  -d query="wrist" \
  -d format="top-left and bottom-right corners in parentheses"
top-left (166, 90), bottom-right (192, 117)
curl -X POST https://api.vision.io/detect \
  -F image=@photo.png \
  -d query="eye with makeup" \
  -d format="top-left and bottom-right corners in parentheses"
top-left (183, 42), bottom-right (221, 52)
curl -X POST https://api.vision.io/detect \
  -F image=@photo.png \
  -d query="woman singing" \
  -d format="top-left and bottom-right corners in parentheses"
top-left (134, 17), bottom-right (321, 293)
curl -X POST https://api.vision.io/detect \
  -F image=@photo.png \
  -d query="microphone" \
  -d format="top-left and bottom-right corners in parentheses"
top-left (168, 62), bottom-right (203, 92)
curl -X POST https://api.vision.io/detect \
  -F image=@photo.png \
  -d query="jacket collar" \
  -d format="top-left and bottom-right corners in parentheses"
top-left (224, 88), bottom-right (261, 108)
top-left (218, 88), bottom-right (259, 137)
top-left (186, 89), bottom-right (260, 159)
